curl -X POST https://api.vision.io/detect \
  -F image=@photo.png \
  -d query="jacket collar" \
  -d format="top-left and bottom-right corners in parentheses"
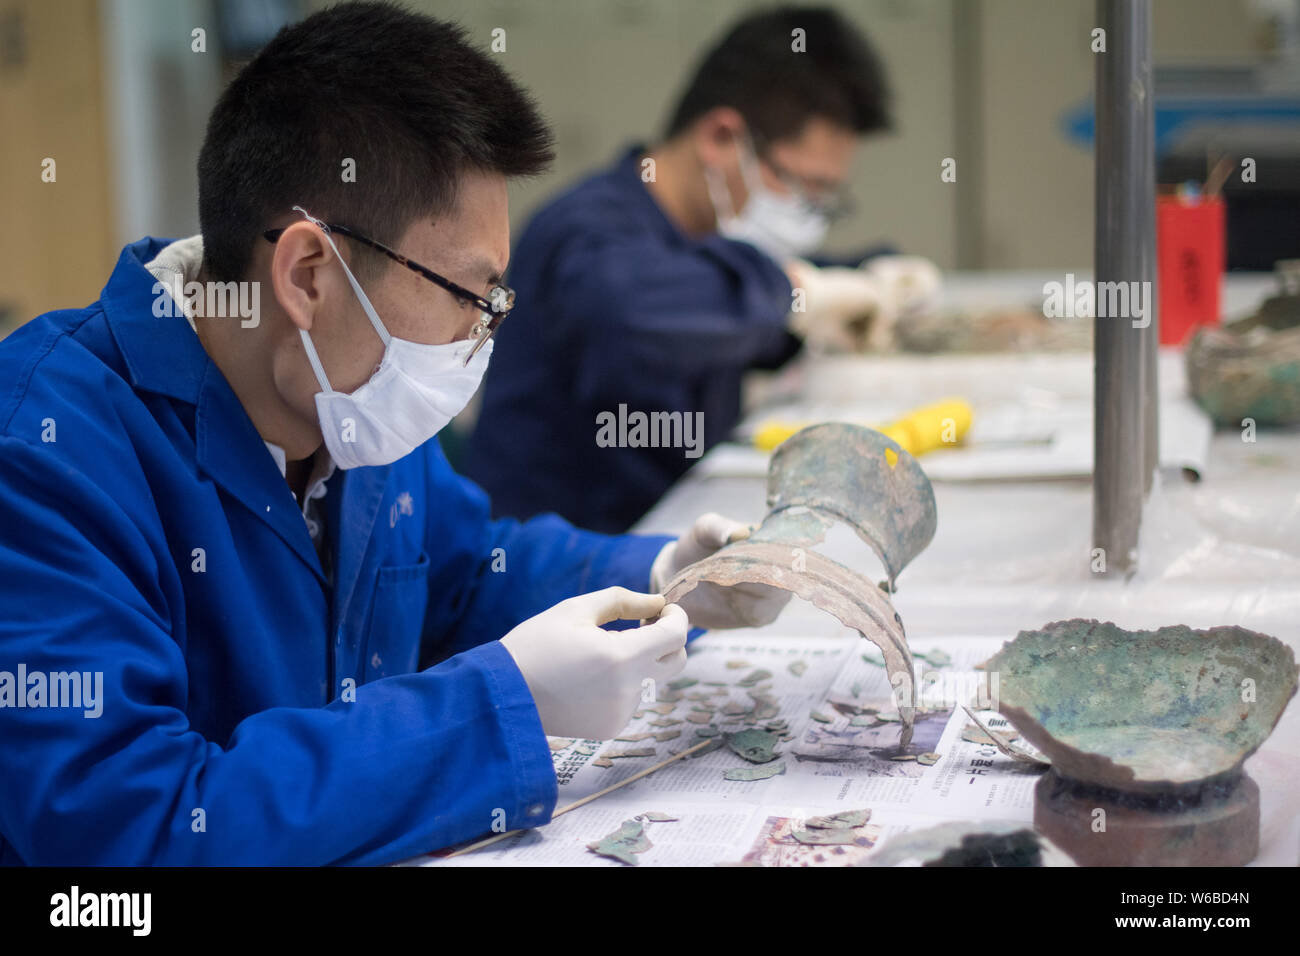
top-left (100, 237), bottom-right (340, 585)
top-left (614, 143), bottom-right (684, 240)
top-left (101, 237), bottom-right (210, 404)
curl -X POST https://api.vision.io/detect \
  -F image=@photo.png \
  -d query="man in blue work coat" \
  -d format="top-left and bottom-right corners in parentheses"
top-left (0, 3), bottom-right (785, 866)
top-left (466, 6), bottom-right (939, 534)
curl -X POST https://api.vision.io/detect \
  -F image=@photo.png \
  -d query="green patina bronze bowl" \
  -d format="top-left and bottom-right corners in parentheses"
top-left (987, 619), bottom-right (1298, 793)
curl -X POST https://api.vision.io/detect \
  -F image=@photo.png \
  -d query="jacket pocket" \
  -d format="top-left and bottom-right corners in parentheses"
top-left (363, 552), bottom-right (431, 680)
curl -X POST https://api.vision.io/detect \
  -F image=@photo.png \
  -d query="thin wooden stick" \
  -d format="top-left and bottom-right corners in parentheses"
top-left (552, 739), bottom-right (712, 816)
top-left (1205, 155), bottom-right (1234, 198)
top-left (445, 739), bottom-right (712, 857)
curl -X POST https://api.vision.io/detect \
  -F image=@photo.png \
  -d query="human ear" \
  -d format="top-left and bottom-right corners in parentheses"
top-left (268, 221), bottom-right (337, 333)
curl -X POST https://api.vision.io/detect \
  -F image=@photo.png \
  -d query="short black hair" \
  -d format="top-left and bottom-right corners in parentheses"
top-left (198, 1), bottom-right (554, 282)
top-left (665, 5), bottom-right (892, 144)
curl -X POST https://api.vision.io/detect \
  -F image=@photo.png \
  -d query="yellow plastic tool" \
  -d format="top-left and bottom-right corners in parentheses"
top-left (753, 398), bottom-right (974, 456)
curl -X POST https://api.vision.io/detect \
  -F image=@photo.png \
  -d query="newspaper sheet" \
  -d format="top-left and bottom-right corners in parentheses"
top-left (413, 633), bottom-right (1062, 866)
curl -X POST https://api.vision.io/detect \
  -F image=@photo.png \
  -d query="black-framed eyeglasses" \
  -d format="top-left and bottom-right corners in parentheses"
top-left (749, 134), bottom-right (856, 221)
top-left (262, 219), bottom-right (514, 365)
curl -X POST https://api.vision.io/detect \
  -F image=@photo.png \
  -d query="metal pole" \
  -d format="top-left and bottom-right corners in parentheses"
top-left (1136, 11), bottom-right (1159, 493)
top-left (952, 0), bottom-right (984, 269)
top-left (1093, 0), bottom-right (1156, 576)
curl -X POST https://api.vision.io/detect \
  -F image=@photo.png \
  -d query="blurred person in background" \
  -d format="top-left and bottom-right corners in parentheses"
top-left (466, 5), bottom-right (940, 534)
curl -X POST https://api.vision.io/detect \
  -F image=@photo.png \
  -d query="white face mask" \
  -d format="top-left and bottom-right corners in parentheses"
top-left (292, 207), bottom-right (494, 470)
top-left (704, 136), bottom-right (830, 262)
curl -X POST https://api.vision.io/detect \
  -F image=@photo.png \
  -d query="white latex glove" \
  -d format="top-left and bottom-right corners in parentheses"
top-left (784, 259), bottom-right (885, 352)
top-left (500, 588), bottom-right (688, 740)
top-left (649, 512), bottom-right (792, 630)
top-left (858, 255), bottom-right (942, 349)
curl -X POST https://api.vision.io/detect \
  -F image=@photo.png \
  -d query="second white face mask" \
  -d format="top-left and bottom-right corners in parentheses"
top-left (704, 139), bottom-right (830, 262)
top-left (292, 206), bottom-right (493, 469)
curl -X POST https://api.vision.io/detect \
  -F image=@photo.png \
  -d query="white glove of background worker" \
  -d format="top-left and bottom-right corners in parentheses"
top-left (785, 255), bottom-right (943, 352)
top-left (649, 512), bottom-right (791, 630)
top-left (500, 588), bottom-right (688, 740)
top-left (784, 258), bottom-right (883, 352)
top-left (858, 254), bottom-right (943, 347)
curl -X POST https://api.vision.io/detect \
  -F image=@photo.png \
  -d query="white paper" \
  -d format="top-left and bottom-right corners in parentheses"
top-left (415, 635), bottom-right (1054, 867)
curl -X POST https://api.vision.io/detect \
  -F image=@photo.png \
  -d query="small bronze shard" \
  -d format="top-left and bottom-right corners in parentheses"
top-left (726, 729), bottom-right (781, 764)
top-left (960, 708), bottom-right (1046, 767)
top-left (723, 762), bottom-right (787, 782)
top-left (587, 819), bottom-right (653, 865)
top-left (690, 737), bottom-right (726, 757)
top-left (915, 649), bottom-right (952, 667)
top-left (792, 828), bottom-right (862, 845)
top-left (805, 808), bottom-right (872, 829)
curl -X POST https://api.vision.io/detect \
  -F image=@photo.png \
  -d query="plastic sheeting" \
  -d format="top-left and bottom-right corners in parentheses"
top-left (634, 320), bottom-right (1300, 864)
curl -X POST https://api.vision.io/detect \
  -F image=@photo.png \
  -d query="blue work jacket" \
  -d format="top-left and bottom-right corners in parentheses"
top-left (0, 238), bottom-right (667, 865)
top-left (464, 144), bottom-right (799, 534)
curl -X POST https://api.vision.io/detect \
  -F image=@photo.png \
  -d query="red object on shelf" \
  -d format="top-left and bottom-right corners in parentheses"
top-left (1156, 193), bottom-right (1225, 346)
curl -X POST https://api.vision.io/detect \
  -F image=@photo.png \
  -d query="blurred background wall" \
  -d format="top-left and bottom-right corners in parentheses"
top-left (0, 0), bottom-right (1290, 331)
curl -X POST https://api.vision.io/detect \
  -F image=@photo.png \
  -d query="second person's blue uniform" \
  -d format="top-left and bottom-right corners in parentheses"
top-left (465, 145), bottom-right (799, 533)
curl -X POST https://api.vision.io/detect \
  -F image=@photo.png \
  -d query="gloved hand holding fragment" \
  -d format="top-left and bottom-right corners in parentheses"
top-left (784, 255), bottom-right (942, 353)
top-left (859, 254), bottom-right (942, 340)
top-left (785, 259), bottom-right (884, 352)
top-left (650, 512), bottom-right (792, 630)
top-left (500, 588), bottom-right (689, 741)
